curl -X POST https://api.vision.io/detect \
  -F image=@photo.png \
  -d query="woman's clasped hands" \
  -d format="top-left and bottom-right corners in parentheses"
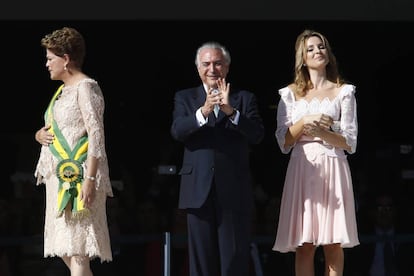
top-left (303, 113), bottom-right (333, 137)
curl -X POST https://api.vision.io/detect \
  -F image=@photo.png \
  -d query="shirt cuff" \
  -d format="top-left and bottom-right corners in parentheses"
top-left (196, 107), bottom-right (207, 126)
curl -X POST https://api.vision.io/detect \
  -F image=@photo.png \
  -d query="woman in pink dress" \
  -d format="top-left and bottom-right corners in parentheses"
top-left (273, 29), bottom-right (359, 276)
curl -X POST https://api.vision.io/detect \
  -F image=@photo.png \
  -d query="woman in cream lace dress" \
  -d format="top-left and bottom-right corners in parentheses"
top-left (34, 27), bottom-right (113, 276)
top-left (273, 30), bottom-right (359, 276)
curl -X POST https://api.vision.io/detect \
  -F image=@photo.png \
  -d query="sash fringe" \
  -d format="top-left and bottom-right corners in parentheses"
top-left (56, 208), bottom-right (90, 219)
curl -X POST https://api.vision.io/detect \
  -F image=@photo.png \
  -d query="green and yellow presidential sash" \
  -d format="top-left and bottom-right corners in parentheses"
top-left (45, 84), bottom-right (89, 218)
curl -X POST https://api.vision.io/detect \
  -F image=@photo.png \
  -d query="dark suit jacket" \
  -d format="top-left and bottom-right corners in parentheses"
top-left (170, 85), bottom-right (264, 212)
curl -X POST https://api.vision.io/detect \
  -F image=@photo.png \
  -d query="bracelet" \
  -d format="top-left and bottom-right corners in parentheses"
top-left (85, 175), bottom-right (96, 181)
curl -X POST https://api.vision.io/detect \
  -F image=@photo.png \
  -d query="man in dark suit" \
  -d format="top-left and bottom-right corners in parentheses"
top-left (170, 41), bottom-right (264, 276)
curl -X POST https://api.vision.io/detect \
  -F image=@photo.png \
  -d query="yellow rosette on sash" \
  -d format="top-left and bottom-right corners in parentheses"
top-left (45, 84), bottom-right (89, 218)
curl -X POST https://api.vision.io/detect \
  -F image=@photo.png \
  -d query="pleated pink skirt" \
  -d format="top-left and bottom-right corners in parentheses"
top-left (273, 141), bottom-right (360, 253)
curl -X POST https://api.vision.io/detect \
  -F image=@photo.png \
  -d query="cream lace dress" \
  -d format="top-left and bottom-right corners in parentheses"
top-left (273, 84), bottom-right (360, 252)
top-left (34, 78), bottom-right (113, 262)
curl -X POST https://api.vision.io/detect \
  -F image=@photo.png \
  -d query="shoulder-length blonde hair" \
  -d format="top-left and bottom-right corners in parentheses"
top-left (291, 29), bottom-right (344, 97)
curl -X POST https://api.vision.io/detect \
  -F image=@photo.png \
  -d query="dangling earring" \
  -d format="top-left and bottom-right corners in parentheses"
top-left (64, 65), bottom-right (67, 71)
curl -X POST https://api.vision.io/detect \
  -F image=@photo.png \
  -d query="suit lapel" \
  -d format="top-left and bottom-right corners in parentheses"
top-left (194, 86), bottom-right (206, 108)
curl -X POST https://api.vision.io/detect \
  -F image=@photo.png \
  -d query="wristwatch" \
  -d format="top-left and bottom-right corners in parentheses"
top-left (227, 108), bottom-right (237, 119)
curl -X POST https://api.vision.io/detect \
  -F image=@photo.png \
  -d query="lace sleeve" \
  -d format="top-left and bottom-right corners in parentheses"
top-left (275, 87), bottom-right (295, 154)
top-left (338, 85), bottom-right (358, 154)
top-left (77, 80), bottom-right (106, 159)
